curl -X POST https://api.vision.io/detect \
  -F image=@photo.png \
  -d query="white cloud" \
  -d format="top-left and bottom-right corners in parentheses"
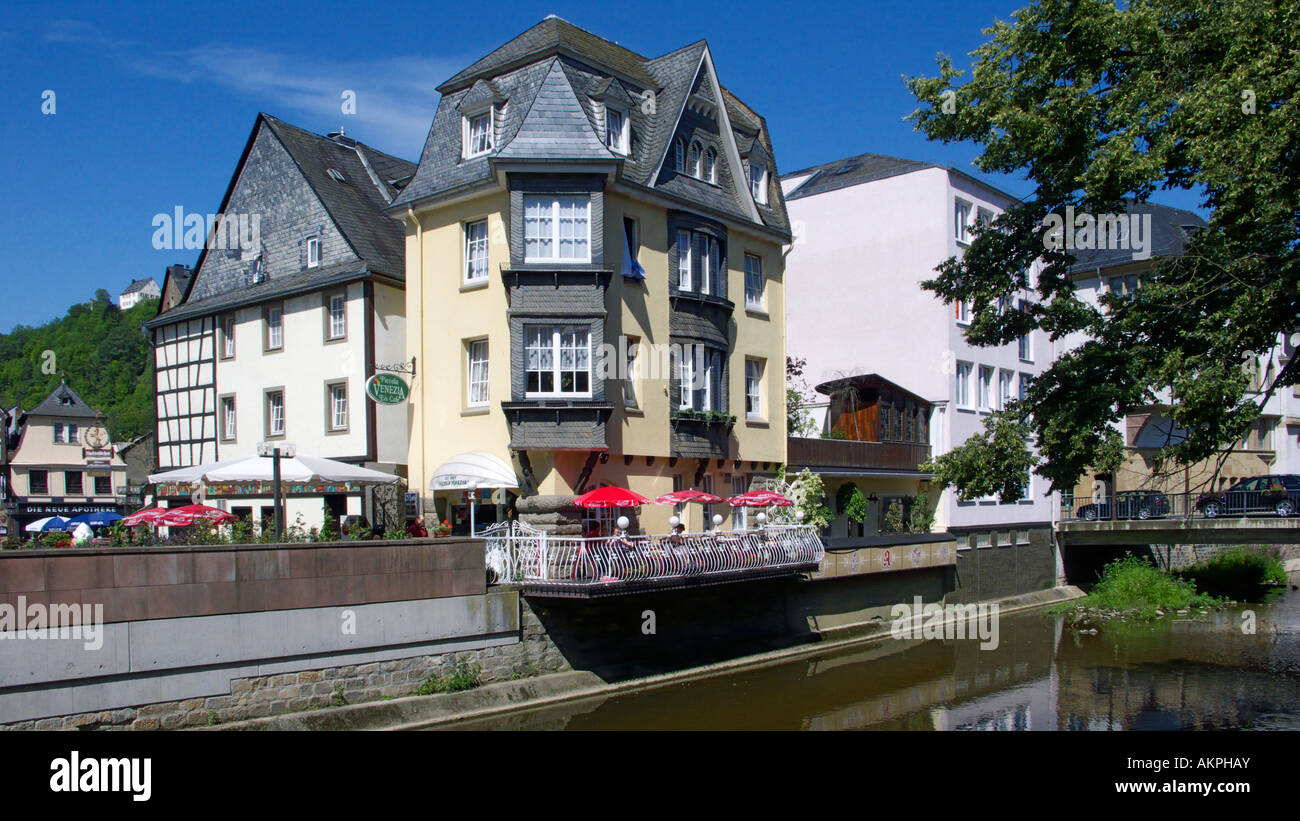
top-left (46, 20), bottom-right (463, 157)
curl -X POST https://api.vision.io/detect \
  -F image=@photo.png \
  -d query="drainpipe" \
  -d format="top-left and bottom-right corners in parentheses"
top-left (408, 207), bottom-right (425, 514)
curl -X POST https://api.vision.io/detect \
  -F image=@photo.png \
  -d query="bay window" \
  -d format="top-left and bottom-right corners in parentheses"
top-left (525, 325), bottom-right (590, 397)
top-left (523, 196), bottom-right (590, 262)
top-left (679, 346), bottom-right (723, 412)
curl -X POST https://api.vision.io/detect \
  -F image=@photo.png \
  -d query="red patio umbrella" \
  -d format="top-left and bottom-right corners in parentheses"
top-left (573, 486), bottom-right (652, 508)
top-left (726, 489), bottom-right (794, 507)
top-left (120, 506), bottom-right (175, 527)
top-left (163, 504), bottom-right (237, 525)
top-left (654, 489), bottom-right (723, 505)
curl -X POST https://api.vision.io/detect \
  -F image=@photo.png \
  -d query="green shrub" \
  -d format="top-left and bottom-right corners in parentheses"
top-left (909, 493), bottom-right (935, 533)
top-left (883, 500), bottom-right (905, 533)
top-left (1175, 546), bottom-right (1287, 601)
top-left (836, 483), bottom-right (868, 524)
top-left (416, 659), bottom-right (481, 695)
top-left (1053, 555), bottom-right (1222, 619)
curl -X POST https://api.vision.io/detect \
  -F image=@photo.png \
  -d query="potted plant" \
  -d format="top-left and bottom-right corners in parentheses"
top-left (434, 520), bottom-right (452, 537)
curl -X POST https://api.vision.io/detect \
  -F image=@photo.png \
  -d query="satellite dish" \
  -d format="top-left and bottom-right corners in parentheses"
top-left (1281, 331), bottom-right (1299, 363)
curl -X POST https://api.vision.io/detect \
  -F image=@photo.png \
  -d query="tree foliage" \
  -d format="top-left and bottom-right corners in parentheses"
top-left (905, 0), bottom-right (1299, 495)
top-left (0, 295), bottom-right (157, 441)
top-left (836, 482), bottom-right (869, 524)
top-left (785, 355), bottom-right (819, 438)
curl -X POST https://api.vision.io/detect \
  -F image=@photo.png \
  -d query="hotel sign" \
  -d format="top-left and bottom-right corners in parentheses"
top-left (365, 373), bottom-right (409, 405)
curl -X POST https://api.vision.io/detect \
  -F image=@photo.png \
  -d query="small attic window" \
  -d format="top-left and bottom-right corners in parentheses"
top-left (833, 162), bottom-right (859, 176)
top-left (605, 105), bottom-right (629, 155)
top-left (327, 168), bottom-right (346, 182)
top-left (464, 111), bottom-right (494, 158)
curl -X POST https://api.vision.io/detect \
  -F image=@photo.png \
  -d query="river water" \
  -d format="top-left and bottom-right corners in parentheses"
top-left (444, 582), bottom-right (1300, 731)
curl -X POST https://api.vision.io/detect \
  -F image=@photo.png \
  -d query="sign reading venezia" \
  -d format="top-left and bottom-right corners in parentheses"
top-left (365, 373), bottom-right (410, 404)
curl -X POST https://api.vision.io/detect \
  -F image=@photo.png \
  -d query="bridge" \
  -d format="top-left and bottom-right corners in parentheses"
top-left (1059, 516), bottom-right (1300, 546)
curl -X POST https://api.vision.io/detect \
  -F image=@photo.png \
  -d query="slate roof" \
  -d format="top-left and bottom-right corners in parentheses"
top-left (392, 17), bottom-right (789, 238)
top-left (782, 152), bottom-right (940, 200)
top-left (30, 381), bottom-right (100, 419)
top-left (121, 277), bottom-right (158, 295)
top-left (260, 114), bottom-right (415, 277)
top-left (146, 261), bottom-right (385, 327)
top-left (1066, 199), bottom-right (1208, 273)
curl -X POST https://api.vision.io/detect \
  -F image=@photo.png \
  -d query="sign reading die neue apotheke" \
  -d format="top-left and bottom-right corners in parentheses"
top-left (365, 373), bottom-right (410, 405)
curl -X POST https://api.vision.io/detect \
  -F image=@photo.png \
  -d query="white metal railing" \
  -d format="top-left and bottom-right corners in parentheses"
top-left (483, 520), bottom-right (825, 589)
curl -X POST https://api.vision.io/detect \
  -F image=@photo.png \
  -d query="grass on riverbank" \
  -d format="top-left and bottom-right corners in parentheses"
top-left (1174, 546), bottom-right (1288, 602)
top-left (416, 660), bottom-right (481, 695)
top-left (1051, 555), bottom-right (1224, 621)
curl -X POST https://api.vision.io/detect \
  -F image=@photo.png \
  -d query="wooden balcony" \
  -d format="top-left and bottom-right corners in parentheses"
top-left (787, 437), bottom-right (932, 476)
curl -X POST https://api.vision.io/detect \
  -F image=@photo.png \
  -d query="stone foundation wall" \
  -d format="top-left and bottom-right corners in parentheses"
top-left (0, 598), bottom-right (567, 731)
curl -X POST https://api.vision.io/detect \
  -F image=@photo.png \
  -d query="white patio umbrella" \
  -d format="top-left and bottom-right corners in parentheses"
top-left (149, 454), bottom-right (401, 485)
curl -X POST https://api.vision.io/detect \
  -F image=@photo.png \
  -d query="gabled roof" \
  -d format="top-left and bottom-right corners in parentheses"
top-left (29, 381), bottom-right (100, 419)
top-left (392, 19), bottom-right (790, 239)
top-left (260, 114), bottom-right (415, 277)
top-left (1067, 199), bottom-right (1209, 273)
top-left (122, 277), bottom-right (158, 295)
top-left (782, 152), bottom-right (939, 200)
top-left (437, 15), bottom-right (659, 94)
top-left (154, 114), bottom-right (414, 323)
top-left (498, 59), bottom-right (616, 161)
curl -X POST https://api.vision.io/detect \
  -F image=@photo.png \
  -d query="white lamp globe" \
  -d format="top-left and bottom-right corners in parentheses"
top-left (756, 512), bottom-right (767, 525)
top-left (795, 509), bottom-right (805, 522)
top-left (616, 516), bottom-right (630, 530)
top-left (712, 514), bottom-right (723, 526)
top-left (669, 515), bottom-right (680, 527)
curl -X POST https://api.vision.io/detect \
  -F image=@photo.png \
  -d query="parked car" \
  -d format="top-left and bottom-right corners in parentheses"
top-left (1075, 490), bottom-right (1171, 521)
top-left (1196, 475), bottom-right (1300, 518)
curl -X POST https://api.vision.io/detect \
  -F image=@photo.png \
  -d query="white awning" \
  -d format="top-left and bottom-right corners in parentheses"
top-left (150, 454), bottom-right (400, 485)
top-left (430, 451), bottom-right (519, 491)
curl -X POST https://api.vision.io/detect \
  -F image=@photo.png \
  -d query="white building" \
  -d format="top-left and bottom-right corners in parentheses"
top-left (144, 114), bottom-right (416, 533)
top-left (782, 153), bottom-right (1058, 542)
top-left (118, 278), bottom-right (160, 310)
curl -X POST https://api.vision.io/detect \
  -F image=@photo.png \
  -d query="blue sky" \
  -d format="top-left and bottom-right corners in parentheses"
top-left (1, 0), bottom-right (1205, 334)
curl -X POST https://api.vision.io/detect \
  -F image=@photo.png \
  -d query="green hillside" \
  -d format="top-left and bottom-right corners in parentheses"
top-left (0, 289), bottom-right (156, 441)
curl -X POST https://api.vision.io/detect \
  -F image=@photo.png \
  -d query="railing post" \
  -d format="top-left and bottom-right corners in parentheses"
top-left (539, 530), bottom-right (549, 581)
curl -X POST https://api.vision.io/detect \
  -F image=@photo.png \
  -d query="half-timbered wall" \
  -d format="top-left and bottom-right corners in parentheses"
top-left (154, 317), bottom-right (217, 468)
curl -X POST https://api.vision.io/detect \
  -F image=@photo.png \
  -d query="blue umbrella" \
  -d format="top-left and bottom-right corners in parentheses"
top-left (25, 516), bottom-right (70, 533)
top-left (68, 512), bottom-right (124, 526)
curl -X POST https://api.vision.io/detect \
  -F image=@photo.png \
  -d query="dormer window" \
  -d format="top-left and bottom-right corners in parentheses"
top-left (749, 162), bottom-right (768, 205)
top-left (465, 111), bottom-right (493, 157)
top-left (674, 138), bottom-right (685, 172)
top-left (605, 105), bottom-right (628, 154)
top-left (307, 237), bottom-right (321, 268)
top-left (688, 141), bottom-right (702, 177)
top-left (703, 147), bottom-right (716, 184)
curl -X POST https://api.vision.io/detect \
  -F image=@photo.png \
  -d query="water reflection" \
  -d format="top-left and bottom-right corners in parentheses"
top-left (440, 585), bottom-right (1300, 731)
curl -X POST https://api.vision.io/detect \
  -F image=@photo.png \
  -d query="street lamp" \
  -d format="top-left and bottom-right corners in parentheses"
top-left (257, 441), bottom-right (296, 541)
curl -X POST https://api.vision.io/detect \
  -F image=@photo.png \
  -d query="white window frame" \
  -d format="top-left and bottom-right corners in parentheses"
top-left (222, 315), bottom-right (236, 358)
top-left (464, 110), bottom-right (493, 157)
top-left (978, 365), bottom-right (994, 412)
top-left (523, 196), bottom-right (590, 263)
top-left (688, 141), bottom-right (702, 178)
top-left (222, 396), bottom-right (236, 441)
top-left (1017, 299), bottom-right (1033, 361)
top-left (955, 200), bottom-right (972, 244)
top-left (604, 105), bottom-right (628, 154)
top-left (679, 348), bottom-right (696, 410)
top-left (674, 138), bottom-right (684, 173)
top-left (622, 335), bottom-right (639, 409)
top-left (53, 423), bottom-right (64, 443)
top-left (703, 147), bottom-right (716, 184)
top-left (956, 361), bottom-right (973, 409)
top-left (307, 237), bottom-right (321, 268)
top-left (467, 338), bottom-right (489, 407)
top-left (745, 358), bottom-right (764, 419)
top-left (744, 253), bottom-right (764, 309)
top-left (464, 219), bottom-right (489, 283)
top-left (328, 294), bottom-right (346, 340)
top-left (677, 229), bottom-right (693, 291)
top-left (266, 305), bottom-right (283, 351)
top-left (749, 162), bottom-right (768, 205)
top-left (998, 369), bottom-right (1014, 410)
top-left (267, 391), bottom-right (285, 437)
top-left (524, 325), bottom-right (591, 399)
top-left (955, 299), bottom-right (970, 325)
top-left (1018, 372), bottom-right (1032, 401)
top-left (329, 383), bottom-right (348, 432)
